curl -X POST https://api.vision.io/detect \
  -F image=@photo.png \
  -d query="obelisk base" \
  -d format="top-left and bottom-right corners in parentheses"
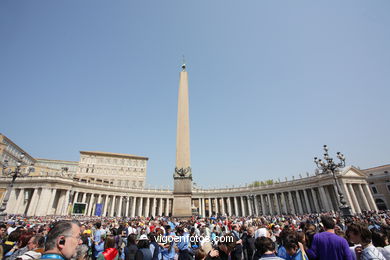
top-left (173, 177), bottom-right (192, 218)
top-left (172, 194), bottom-right (192, 218)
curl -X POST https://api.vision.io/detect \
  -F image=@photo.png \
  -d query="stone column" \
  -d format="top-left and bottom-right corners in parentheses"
top-left (341, 182), bottom-right (356, 213)
top-left (26, 189), bottom-right (38, 216)
top-left (311, 189), bottom-right (320, 213)
top-left (253, 196), bottom-right (259, 215)
top-left (54, 190), bottom-right (64, 215)
top-left (145, 197), bottom-right (150, 217)
top-left (35, 188), bottom-right (51, 216)
top-left (363, 184), bottom-right (378, 211)
top-left (215, 198), bottom-right (219, 214)
top-left (14, 189), bottom-right (25, 215)
top-left (131, 197), bottom-right (136, 217)
top-left (73, 191), bottom-right (79, 203)
top-left (7, 189), bottom-right (19, 213)
top-left (288, 192), bottom-right (295, 215)
top-left (103, 195), bottom-right (109, 217)
top-left (274, 194), bottom-right (281, 215)
top-left (157, 198), bottom-right (163, 216)
top-left (46, 189), bottom-right (57, 215)
top-left (90, 194), bottom-right (95, 214)
top-left (303, 189), bottom-right (311, 213)
top-left (82, 193), bottom-right (87, 203)
top-left (88, 194), bottom-right (95, 216)
top-left (118, 196), bottom-right (123, 217)
top-left (151, 197), bottom-right (156, 217)
top-left (260, 195), bottom-right (266, 215)
top-left (95, 194), bottom-right (102, 216)
top-left (138, 197), bottom-right (144, 216)
top-left (125, 197), bottom-right (130, 217)
top-left (207, 198), bottom-right (212, 216)
top-left (221, 198), bottom-right (226, 215)
top-left (240, 196), bottom-right (246, 216)
top-left (234, 197), bottom-right (239, 216)
top-left (247, 196), bottom-right (252, 216)
top-left (197, 198), bottom-right (201, 216)
top-left (357, 184), bottom-right (370, 211)
top-left (227, 197), bottom-right (232, 215)
top-left (203, 198), bottom-right (207, 216)
top-left (9, 188), bottom-right (22, 214)
top-left (318, 186), bottom-right (330, 212)
top-left (280, 193), bottom-right (287, 214)
top-left (165, 198), bottom-right (169, 216)
top-left (110, 196), bottom-right (116, 217)
top-left (348, 184), bottom-right (361, 213)
top-left (332, 185), bottom-right (340, 211)
top-left (90, 194), bottom-right (96, 216)
top-left (62, 190), bottom-right (70, 215)
top-left (296, 191), bottom-right (303, 214)
top-left (267, 194), bottom-right (273, 215)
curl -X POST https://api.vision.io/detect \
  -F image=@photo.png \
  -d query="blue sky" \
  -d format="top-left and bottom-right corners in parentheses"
top-left (1, 1), bottom-right (389, 188)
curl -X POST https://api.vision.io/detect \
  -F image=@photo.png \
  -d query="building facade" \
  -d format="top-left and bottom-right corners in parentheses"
top-left (77, 151), bottom-right (147, 188)
top-left (363, 164), bottom-right (390, 210)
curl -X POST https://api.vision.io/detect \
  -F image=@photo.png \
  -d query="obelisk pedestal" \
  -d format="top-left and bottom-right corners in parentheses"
top-left (173, 176), bottom-right (192, 217)
top-left (172, 63), bottom-right (193, 218)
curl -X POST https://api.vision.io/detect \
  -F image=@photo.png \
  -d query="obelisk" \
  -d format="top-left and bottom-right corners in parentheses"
top-left (172, 63), bottom-right (193, 217)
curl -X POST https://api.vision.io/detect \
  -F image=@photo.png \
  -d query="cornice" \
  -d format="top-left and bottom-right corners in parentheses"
top-left (80, 151), bottom-right (148, 160)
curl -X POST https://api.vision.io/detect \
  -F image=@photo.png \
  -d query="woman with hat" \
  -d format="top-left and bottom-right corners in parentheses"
top-left (135, 234), bottom-right (152, 260)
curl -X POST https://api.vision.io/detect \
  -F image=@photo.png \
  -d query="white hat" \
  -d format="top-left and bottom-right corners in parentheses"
top-left (139, 234), bottom-right (148, 240)
top-left (255, 228), bottom-right (268, 238)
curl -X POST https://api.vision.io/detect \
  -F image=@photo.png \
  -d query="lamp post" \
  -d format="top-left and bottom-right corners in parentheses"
top-left (314, 145), bottom-right (352, 218)
top-left (0, 153), bottom-right (34, 221)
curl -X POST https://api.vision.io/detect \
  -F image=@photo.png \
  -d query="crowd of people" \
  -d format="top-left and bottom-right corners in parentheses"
top-left (1, 210), bottom-right (390, 260)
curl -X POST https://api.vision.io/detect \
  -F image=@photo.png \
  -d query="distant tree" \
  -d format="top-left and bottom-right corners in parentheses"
top-left (248, 179), bottom-right (274, 187)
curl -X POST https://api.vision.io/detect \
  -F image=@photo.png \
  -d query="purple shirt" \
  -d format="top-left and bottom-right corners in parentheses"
top-left (307, 231), bottom-right (353, 260)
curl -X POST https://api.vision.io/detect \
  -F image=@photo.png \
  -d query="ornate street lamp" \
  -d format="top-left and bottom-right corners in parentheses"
top-left (0, 153), bottom-right (34, 221)
top-left (314, 145), bottom-right (352, 218)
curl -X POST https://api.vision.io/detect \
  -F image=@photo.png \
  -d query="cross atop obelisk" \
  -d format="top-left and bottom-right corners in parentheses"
top-left (172, 62), bottom-right (193, 217)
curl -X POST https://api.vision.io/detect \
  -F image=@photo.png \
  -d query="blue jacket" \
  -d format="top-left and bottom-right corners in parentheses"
top-left (285, 249), bottom-right (308, 260)
top-left (161, 232), bottom-right (175, 260)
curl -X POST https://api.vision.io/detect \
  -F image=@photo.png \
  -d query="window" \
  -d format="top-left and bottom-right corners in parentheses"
top-left (387, 185), bottom-right (390, 193)
top-left (372, 186), bottom-right (378, 194)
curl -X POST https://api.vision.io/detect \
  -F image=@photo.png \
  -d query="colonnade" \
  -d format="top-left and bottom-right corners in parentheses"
top-left (6, 187), bottom-right (174, 217)
top-left (2, 173), bottom-right (378, 217)
top-left (194, 182), bottom-right (377, 216)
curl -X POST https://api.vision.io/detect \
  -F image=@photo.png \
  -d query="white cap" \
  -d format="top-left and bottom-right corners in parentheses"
top-left (255, 228), bottom-right (268, 238)
top-left (139, 234), bottom-right (148, 240)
